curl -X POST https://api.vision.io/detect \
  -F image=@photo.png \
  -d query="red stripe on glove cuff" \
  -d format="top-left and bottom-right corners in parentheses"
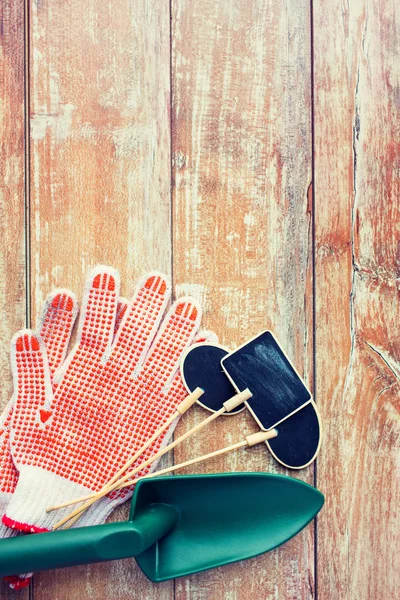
top-left (4, 575), bottom-right (32, 590)
top-left (2, 514), bottom-right (50, 533)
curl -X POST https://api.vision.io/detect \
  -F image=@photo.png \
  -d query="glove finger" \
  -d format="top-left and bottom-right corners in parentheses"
top-left (133, 324), bottom-right (213, 453)
top-left (37, 290), bottom-right (78, 378)
top-left (110, 273), bottom-right (170, 370)
top-left (0, 292), bottom-right (78, 505)
top-left (123, 298), bottom-right (201, 437)
top-left (77, 266), bottom-right (120, 359)
top-left (140, 296), bottom-right (201, 386)
top-left (10, 332), bottom-right (53, 457)
top-left (2, 290), bottom-right (78, 432)
top-left (153, 328), bottom-right (218, 399)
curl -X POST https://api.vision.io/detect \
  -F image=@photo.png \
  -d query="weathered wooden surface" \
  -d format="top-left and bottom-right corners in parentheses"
top-left (29, 0), bottom-right (172, 598)
top-left (314, 1), bottom-right (400, 598)
top-left (0, 1), bottom-right (29, 598)
top-left (172, 1), bottom-right (314, 599)
top-left (0, 0), bottom-right (398, 598)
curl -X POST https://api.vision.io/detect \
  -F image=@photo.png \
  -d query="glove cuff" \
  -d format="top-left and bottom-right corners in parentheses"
top-left (66, 488), bottom-right (133, 528)
top-left (74, 495), bottom-right (117, 527)
top-left (3, 465), bottom-right (93, 532)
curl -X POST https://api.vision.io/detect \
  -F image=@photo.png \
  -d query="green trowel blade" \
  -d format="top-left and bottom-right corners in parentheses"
top-left (133, 472), bottom-right (324, 582)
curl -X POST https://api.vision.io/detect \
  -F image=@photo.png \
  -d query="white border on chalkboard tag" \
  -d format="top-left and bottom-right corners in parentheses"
top-left (220, 330), bottom-right (313, 431)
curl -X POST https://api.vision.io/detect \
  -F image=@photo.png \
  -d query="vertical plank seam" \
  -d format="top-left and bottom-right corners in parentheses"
top-left (310, 0), bottom-right (318, 598)
top-left (24, 4), bottom-right (33, 598)
top-left (169, 1), bottom-right (177, 598)
top-left (23, 0), bottom-right (31, 332)
top-left (170, 0), bottom-right (174, 300)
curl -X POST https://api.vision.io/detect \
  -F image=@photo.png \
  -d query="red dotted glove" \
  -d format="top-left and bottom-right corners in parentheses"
top-left (4, 266), bottom-right (203, 532)
top-left (0, 290), bottom-right (78, 589)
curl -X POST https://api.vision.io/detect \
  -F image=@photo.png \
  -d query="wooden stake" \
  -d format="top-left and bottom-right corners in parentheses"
top-left (61, 428), bottom-right (278, 530)
top-left (51, 387), bottom-right (252, 529)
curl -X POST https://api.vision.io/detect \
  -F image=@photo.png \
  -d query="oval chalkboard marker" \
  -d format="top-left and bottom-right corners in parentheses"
top-left (181, 343), bottom-right (246, 415)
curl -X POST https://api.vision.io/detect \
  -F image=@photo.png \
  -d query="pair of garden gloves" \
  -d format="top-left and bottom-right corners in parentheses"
top-left (0, 266), bottom-right (213, 588)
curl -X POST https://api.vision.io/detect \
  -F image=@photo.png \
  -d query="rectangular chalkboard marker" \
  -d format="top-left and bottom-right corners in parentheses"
top-left (221, 331), bottom-right (311, 431)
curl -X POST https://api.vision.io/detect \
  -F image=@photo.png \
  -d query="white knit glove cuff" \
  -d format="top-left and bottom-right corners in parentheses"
top-left (74, 495), bottom-right (122, 528)
top-left (3, 466), bottom-right (94, 532)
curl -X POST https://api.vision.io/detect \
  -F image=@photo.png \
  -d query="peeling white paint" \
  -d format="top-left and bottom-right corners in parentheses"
top-left (175, 282), bottom-right (207, 305)
top-left (112, 125), bottom-right (142, 157)
top-left (31, 104), bottom-right (76, 141)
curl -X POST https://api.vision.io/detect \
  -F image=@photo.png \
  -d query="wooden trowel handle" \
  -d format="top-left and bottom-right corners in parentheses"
top-left (0, 503), bottom-right (178, 577)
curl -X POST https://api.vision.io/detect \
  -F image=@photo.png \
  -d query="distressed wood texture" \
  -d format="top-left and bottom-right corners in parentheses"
top-left (28, 0), bottom-right (173, 598)
top-left (0, 1), bottom-right (29, 598)
top-left (1, 0), bottom-right (399, 598)
top-left (172, 1), bottom-right (314, 599)
top-left (314, 0), bottom-right (400, 599)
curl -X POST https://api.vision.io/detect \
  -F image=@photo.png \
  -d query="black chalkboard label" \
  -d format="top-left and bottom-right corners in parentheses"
top-left (181, 343), bottom-right (245, 414)
top-left (221, 331), bottom-right (311, 430)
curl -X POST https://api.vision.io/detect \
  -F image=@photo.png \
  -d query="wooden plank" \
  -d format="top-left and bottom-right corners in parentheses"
top-left (0, 0), bottom-right (29, 598)
top-left (314, 0), bottom-right (400, 598)
top-left (28, 0), bottom-right (173, 598)
top-left (172, 1), bottom-right (314, 598)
